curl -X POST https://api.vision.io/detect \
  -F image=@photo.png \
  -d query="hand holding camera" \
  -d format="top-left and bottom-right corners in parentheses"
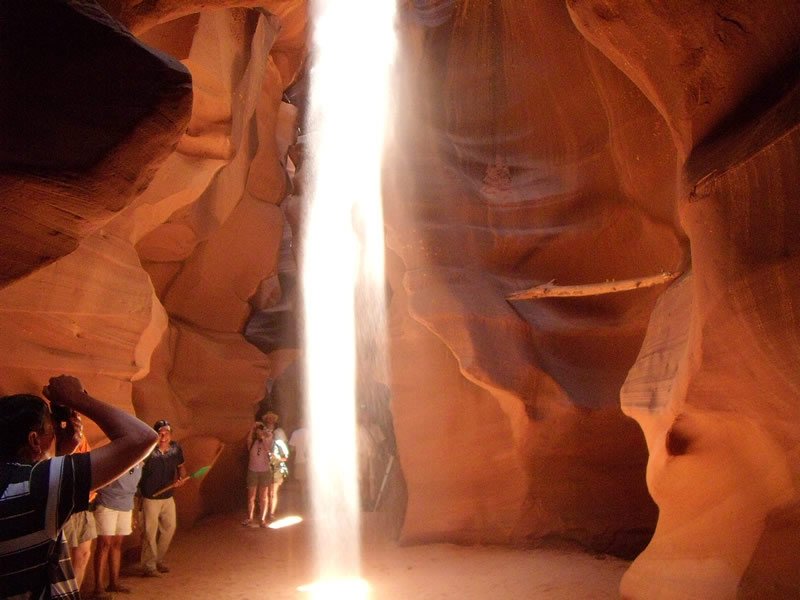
top-left (42, 375), bottom-right (86, 455)
top-left (42, 375), bottom-right (88, 410)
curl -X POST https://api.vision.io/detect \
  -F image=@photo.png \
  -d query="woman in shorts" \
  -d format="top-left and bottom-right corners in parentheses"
top-left (92, 462), bottom-right (143, 598)
top-left (243, 422), bottom-right (273, 527)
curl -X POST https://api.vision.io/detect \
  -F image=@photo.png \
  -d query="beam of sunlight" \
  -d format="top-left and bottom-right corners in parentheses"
top-left (297, 578), bottom-right (370, 600)
top-left (267, 515), bottom-right (303, 529)
top-left (301, 0), bottom-right (396, 596)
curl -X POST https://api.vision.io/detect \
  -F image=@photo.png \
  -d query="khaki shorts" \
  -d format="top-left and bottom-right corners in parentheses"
top-left (94, 504), bottom-right (134, 537)
top-left (246, 469), bottom-right (271, 488)
top-left (62, 511), bottom-right (97, 547)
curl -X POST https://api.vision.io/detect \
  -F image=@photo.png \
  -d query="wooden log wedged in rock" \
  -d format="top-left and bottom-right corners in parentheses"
top-left (506, 271), bottom-right (681, 301)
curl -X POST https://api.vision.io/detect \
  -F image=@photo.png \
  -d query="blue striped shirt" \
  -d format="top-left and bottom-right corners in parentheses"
top-left (0, 454), bottom-right (91, 599)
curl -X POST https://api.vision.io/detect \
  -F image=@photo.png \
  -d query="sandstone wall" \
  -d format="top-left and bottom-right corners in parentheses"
top-left (0, 0), bottom-right (306, 523)
top-left (385, 0), bottom-right (682, 556)
top-left (385, 0), bottom-right (800, 594)
top-left (569, 0), bottom-right (800, 596)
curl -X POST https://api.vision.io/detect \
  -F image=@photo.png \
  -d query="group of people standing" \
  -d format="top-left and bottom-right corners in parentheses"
top-left (241, 401), bottom-right (394, 525)
top-left (0, 374), bottom-right (382, 599)
top-left (88, 418), bottom-right (186, 594)
top-left (0, 375), bottom-right (158, 599)
top-left (63, 418), bottom-right (186, 596)
top-left (0, 375), bottom-right (189, 600)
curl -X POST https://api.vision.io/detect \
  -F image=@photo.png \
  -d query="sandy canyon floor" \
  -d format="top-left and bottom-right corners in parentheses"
top-left (108, 488), bottom-right (629, 600)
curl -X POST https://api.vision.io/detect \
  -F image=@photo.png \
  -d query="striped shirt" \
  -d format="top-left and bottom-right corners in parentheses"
top-left (0, 454), bottom-right (91, 599)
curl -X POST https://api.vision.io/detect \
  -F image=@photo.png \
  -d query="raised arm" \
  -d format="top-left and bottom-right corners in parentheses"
top-left (246, 422), bottom-right (257, 447)
top-left (43, 375), bottom-right (157, 491)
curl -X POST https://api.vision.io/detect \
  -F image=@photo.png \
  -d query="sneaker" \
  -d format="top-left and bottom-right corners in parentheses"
top-left (142, 569), bottom-right (160, 578)
top-left (259, 520), bottom-right (269, 528)
top-left (241, 518), bottom-right (253, 527)
top-left (156, 563), bottom-right (170, 574)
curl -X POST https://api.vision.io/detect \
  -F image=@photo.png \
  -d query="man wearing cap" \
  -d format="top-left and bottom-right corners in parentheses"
top-left (138, 420), bottom-right (186, 577)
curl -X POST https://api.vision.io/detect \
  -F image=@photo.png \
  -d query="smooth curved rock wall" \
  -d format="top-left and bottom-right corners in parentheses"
top-left (1, 1), bottom-right (798, 596)
top-left (570, 0), bottom-right (800, 596)
top-left (0, 0), bottom-right (306, 523)
top-left (385, 0), bottom-right (683, 555)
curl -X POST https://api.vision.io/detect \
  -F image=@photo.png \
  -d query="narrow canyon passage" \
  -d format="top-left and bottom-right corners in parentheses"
top-left (2, 2), bottom-right (798, 598)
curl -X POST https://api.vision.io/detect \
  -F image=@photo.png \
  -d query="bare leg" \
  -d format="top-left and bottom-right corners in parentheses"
top-left (269, 481), bottom-right (282, 518)
top-left (107, 535), bottom-right (126, 591)
top-left (257, 485), bottom-right (269, 523)
top-left (244, 487), bottom-right (256, 524)
top-left (70, 539), bottom-right (93, 588)
top-left (93, 536), bottom-right (112, 593)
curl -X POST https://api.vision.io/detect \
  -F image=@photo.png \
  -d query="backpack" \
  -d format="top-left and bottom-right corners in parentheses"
top-left (271, 439), bottom-right (289, 478)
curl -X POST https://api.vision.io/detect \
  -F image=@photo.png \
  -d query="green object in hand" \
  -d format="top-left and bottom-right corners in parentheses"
top-left (188, 465), bottom-right (211, 478)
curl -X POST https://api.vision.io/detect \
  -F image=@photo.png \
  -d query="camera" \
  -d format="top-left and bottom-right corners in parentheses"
top-left (50, 403), bottom-right (72, 426)
top-left (50, 403), bottom-right (77, 442)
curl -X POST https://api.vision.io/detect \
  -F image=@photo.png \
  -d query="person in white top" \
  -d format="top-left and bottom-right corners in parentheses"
top-left (243, 423), bottom-right (274, 528)
top-left (289, 426), bottom-right (309, 509)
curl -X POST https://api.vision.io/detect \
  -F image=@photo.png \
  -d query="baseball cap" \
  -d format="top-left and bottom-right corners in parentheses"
top-left (153, 419), bottom-right (171, 432)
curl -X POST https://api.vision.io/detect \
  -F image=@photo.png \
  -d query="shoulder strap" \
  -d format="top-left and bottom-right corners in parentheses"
top-left (273, 439), bottom-right (289, 458)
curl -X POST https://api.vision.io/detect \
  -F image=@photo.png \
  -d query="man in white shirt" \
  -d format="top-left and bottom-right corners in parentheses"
top-left (289, 426), bottom-right (308, 509)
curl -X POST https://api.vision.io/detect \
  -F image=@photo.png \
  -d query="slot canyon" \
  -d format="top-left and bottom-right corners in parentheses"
top-left (1, 1), bottom-right (798, 598)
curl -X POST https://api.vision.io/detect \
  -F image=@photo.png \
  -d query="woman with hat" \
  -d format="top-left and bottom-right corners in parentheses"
top-left (243, 422), bottom-right (274, 527)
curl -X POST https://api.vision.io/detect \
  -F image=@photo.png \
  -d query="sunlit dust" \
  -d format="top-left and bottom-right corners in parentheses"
top-left (297, 578), bottom-right (371, 600)
top-left (301, 0), bottom-right (397, 592)
top-left (267, 515), bottom-right (303, 529)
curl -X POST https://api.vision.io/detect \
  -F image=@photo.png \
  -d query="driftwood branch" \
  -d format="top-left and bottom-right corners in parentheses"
top-left (507, 272), bottom-right (681, 301)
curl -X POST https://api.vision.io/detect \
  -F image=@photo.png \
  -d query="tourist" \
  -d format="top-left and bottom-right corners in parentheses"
top-left (0, 375), bottom-right (157, 599)
top-left (53, 403), bottom-right (98, 591)
top-left (138, 420), bottom-right (186, 577)
top-left (357, 411), bottom-right (378, 510)
top-left (62, 480), bottom-right (98, 591)
top-left (243, 422), bottom-right (274, 527)
top-left (262, 410), bottom-right (289, 520)
top-left (288, 423), bottom-right (309, 509)
top-left (92, 461), bottom-right (143, 597)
